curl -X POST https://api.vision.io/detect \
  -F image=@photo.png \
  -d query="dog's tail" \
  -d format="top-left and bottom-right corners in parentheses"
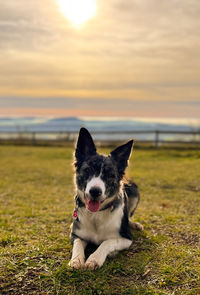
top-left (129, 221), bottom-right (144, 231)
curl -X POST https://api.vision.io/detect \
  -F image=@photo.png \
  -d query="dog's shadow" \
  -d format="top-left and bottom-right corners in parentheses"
top-left (85, 243), bottom-right (99, 260)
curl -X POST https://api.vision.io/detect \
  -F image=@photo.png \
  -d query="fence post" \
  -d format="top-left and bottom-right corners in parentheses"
top-left (32, 132), bottom-right (36, 145)
top-left (155, 130), bottom-right (159, 148)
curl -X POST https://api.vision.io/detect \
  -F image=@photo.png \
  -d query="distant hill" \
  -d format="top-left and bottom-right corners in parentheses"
top-left (0, 117), bottom-right (198, 141)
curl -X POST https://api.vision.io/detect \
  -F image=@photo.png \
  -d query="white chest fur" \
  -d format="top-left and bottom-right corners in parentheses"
top-left (75, 205), bottom-right (124, 245)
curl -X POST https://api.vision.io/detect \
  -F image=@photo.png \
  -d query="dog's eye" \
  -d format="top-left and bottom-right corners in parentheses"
top-left (102, 169), bottom-right (115, 179)
top-left (109, 173), bottom-right (115, 178)
top-left (83, 167), bottom-right (92, 175)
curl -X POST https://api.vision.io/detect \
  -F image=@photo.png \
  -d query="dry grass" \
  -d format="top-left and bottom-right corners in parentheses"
top-left (0, 146), bottom-right (199, 295)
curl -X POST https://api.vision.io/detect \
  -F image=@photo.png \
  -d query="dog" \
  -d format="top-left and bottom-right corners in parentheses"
top-left (69, 128), bottom-right (143, 270)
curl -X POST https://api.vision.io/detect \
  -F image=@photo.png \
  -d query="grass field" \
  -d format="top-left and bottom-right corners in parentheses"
top-left (0, 145), bottom-right (199, 295)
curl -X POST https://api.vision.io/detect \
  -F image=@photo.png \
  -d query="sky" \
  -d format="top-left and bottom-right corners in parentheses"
top-left (0, 0), bottom-right (200, 118)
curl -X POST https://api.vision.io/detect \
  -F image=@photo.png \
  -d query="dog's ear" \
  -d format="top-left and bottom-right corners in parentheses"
top-left (75, 128), bottom-right (96, 167)
top-left (110, 140), bottom-right (134, 178)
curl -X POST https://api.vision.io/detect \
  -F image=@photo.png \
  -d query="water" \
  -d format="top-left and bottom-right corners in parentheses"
top-left (0, 116), bottom-right (199, 142)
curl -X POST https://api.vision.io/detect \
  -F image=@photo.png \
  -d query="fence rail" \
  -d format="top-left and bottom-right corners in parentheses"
top-left (0, 130), bottom-right (199, 134)
top-left (0, 130), bottom-right (200, 147)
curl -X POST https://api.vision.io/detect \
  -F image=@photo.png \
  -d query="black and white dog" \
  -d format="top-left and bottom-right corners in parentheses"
top-left (69, 128), bottom-right (142, 270)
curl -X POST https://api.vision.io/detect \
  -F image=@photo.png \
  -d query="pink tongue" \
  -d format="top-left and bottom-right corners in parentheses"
top-left (87, 200), bottom-right (100, 212)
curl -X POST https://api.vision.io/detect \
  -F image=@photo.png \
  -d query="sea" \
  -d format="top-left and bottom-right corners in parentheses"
top-left (0, 116), bottom-right (199, 142)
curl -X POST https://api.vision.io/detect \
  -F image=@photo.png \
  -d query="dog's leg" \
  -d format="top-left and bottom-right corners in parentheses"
top-left (69, 238), bottom-right (87, 269)
top-left (85, 238), bottom-right (132, 270)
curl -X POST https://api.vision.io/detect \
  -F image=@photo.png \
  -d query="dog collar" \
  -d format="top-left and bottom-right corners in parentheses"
top-left (75, 195), bottom-right (85, 208)
top-left (100, 194), bottom-right (122, 212)
top-left (73, 209), bottom-right (78, 219)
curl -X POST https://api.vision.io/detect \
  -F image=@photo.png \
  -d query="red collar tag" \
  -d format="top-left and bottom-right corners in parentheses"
top-left (73, 209), bottom-right (78, 219)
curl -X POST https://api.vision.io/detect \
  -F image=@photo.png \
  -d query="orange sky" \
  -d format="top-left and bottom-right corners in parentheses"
top-left (0, 107), bottom-right (182, 117)
top-left (0, 98), bottom-right (199, 118)
top-left (0, 0), bottom-right (200, 117)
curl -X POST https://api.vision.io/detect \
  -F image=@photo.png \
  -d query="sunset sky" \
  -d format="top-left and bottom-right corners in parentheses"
top-left (0, 0), bottom-right (200, 118)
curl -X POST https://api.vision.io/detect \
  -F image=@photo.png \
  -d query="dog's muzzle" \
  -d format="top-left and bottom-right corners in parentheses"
top-left (89, 186), bottom-right (102, 199)
top-left (85, 186), bottom-right (103, 212)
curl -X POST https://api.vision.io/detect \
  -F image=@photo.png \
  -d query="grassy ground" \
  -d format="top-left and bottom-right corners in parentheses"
top-left (0, 145), bottom-right (199, 295)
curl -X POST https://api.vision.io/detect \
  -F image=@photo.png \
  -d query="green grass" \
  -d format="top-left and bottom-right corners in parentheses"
top-left (0, 146), bottom-right (199, 295)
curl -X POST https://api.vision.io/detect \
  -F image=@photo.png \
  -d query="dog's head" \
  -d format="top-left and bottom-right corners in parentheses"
top-left (74, 128), bottom-right (133, 212)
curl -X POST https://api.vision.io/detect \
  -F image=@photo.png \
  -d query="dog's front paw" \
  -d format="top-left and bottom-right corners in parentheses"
top-left (85, 259), bottom-right (99, 270)
top-left (69, 258), bottom-right (85, 269)
top-left (85, 256), bottom-right (102, 270)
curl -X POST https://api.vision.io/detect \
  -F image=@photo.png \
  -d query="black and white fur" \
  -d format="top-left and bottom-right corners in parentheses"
top-left (69, 128), bottom-right (142, 270)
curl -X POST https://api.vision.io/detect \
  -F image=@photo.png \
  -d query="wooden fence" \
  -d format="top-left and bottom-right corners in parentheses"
top-left (0, 130), bottom-right (200, 148)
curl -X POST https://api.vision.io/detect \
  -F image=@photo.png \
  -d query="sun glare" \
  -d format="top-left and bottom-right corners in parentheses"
top-left (59, 0), bottom-right (97, 27)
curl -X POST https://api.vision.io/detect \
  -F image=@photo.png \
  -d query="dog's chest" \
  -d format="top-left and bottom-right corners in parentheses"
top-left (75, 206), bottom-right (124, 245)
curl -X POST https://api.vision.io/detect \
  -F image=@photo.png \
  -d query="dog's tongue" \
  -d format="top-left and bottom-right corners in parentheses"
top-left (87, 200), bottom-right (100, 212)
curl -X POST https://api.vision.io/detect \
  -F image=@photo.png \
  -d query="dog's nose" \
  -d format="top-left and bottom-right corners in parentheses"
top-left (89, 187), bottom-right (102, 199)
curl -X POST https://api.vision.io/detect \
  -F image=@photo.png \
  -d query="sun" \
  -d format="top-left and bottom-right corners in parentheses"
top-left (58, 0), bottom-right (97, 27)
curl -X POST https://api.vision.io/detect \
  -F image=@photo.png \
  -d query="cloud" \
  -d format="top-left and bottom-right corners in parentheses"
top-left (0, 0), bottom-right (199, 106)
